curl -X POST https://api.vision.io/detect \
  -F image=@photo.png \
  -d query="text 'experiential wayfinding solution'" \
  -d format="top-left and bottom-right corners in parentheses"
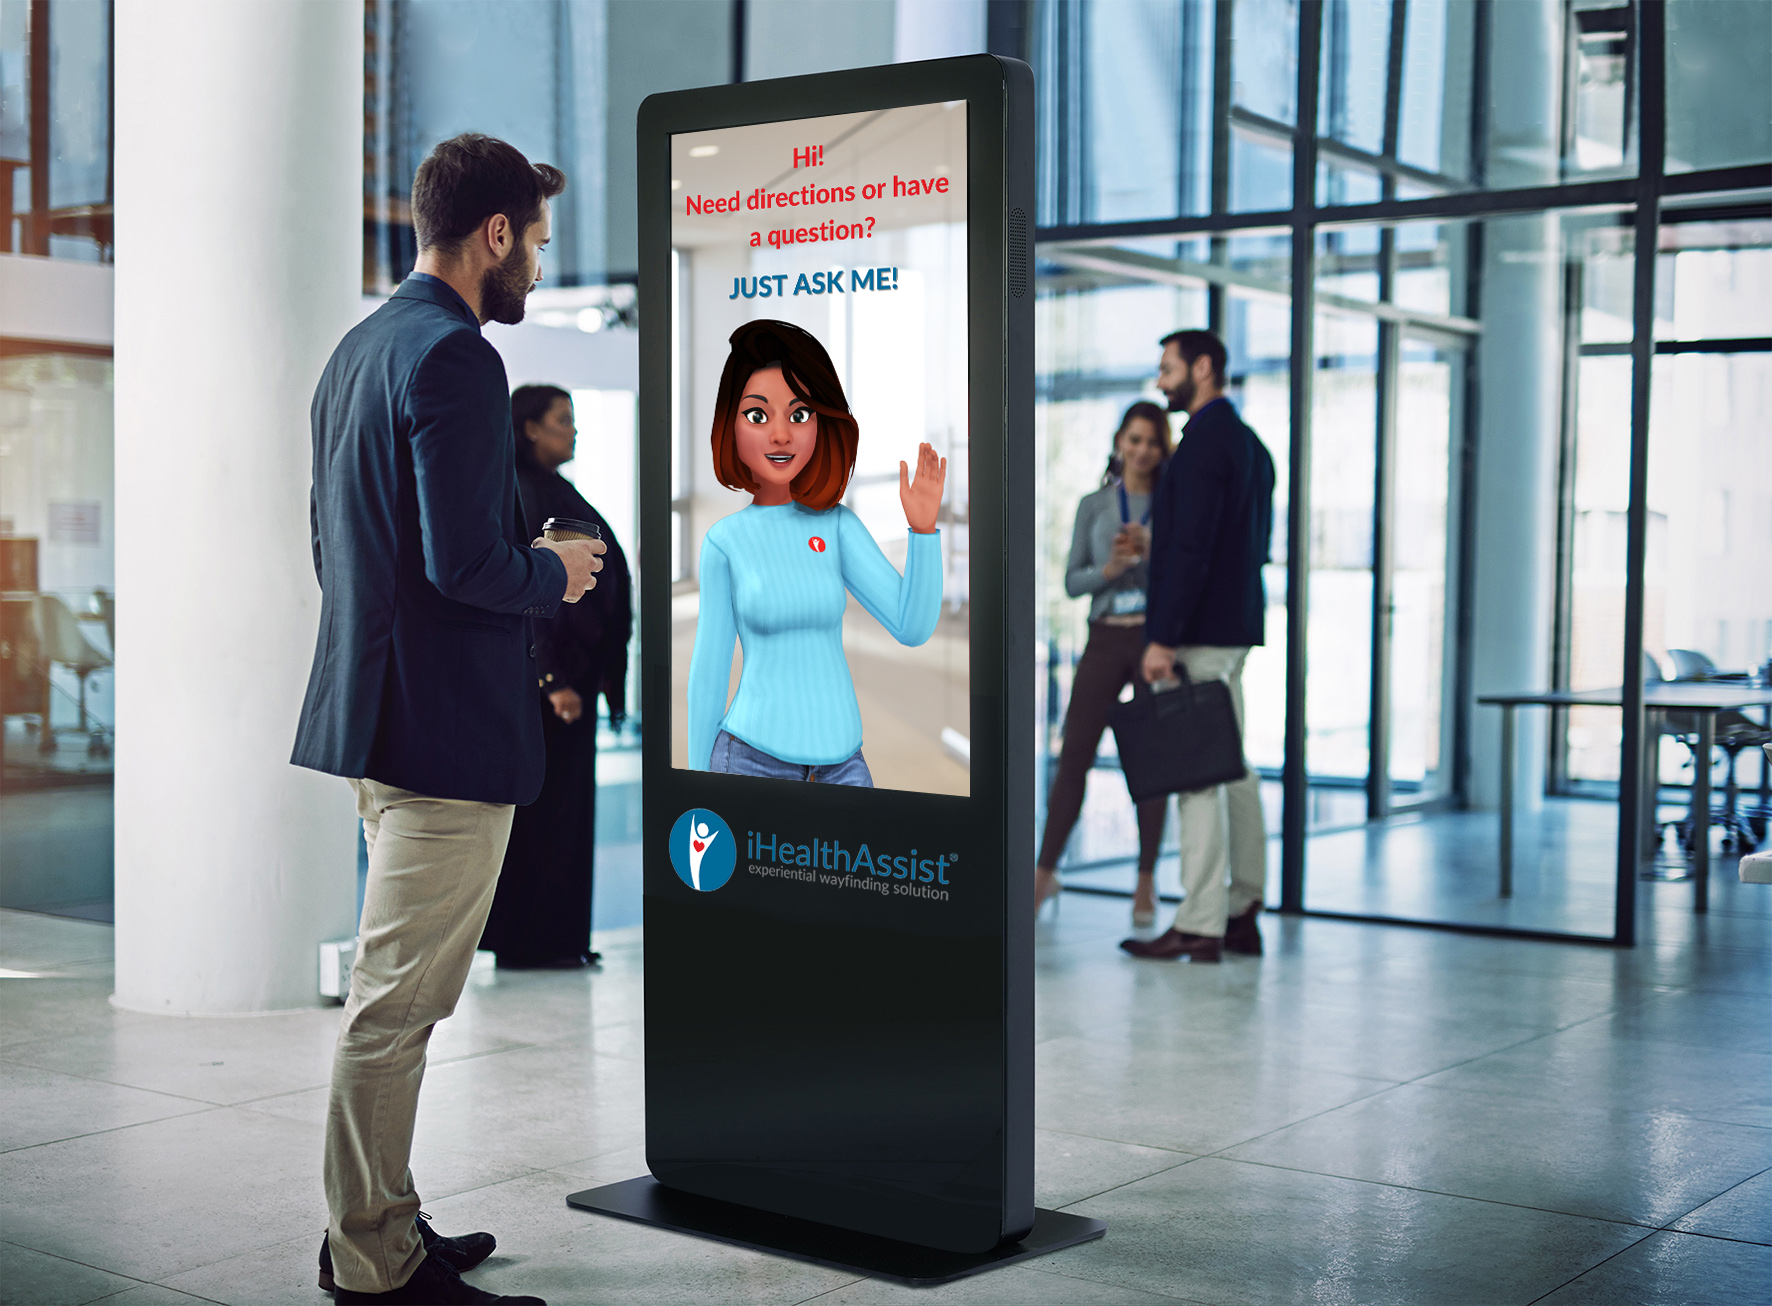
top-left (568, 56), bottom-right (1105, 1284)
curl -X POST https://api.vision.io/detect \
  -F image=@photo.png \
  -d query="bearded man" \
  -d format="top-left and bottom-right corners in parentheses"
top-left (292, 133), bottom-right (603, 1304)
top-left (1121, 329), bottom-right (1277, 965)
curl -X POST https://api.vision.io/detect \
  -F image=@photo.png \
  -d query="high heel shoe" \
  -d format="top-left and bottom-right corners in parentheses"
top-left (1034, 867), bottom-right (1062, 916)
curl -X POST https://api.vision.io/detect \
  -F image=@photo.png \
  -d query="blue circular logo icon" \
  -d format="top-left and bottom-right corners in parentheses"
top-left (669, 809), bottom-right (736, 892)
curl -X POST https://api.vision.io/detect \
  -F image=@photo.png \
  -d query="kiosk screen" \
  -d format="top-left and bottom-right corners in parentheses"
top-left (669, 103), bottom-right (970, 799)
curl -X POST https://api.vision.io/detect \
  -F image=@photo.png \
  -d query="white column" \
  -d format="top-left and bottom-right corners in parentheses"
top-left (112, 1), bottom-right (363, 1013)
top-left (1466, 0), bottom-right (1564, 812)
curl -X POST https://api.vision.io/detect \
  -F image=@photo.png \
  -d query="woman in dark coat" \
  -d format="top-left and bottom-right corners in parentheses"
top-left (481, 384), bottom-right (634, 968)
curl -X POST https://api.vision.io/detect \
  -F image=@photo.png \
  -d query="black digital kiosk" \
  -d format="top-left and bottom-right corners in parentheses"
top-left (568, 54), bottom-right (1104, 1285)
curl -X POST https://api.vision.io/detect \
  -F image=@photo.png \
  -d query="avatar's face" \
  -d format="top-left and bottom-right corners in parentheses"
top-left (734, 364), bottom-right (816, 489)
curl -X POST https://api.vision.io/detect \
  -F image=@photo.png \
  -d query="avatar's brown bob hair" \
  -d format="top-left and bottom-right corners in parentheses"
top-left (710, 319), bottom-right (859, 511)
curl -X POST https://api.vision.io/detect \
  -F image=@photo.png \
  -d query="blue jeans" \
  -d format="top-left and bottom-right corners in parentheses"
top-left (710, 729), bottom-right (874, 787)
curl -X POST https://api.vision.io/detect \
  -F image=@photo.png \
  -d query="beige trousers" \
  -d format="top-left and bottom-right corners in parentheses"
top-left (1169, 646), bottom-right (1269, 938)
top-left (324, 778), bottom-right (515, 1294)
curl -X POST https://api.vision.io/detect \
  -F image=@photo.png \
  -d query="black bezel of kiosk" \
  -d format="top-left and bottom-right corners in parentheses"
top-left (569, 55), bottom-right (1103, 1283)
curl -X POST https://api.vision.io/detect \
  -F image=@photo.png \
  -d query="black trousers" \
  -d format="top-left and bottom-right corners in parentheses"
top-left (481, 703), bottom-right (597, 962)
top-left (1037, 622), bottom-right (1167, 875)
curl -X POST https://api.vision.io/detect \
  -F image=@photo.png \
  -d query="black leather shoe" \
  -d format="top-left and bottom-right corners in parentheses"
top-left (1223, 902), bottom-right (1264, 956)
top-left (1120, 928), bottom-right (1222, 962)
top-left (320, 1212), bottom-right (496, 1292)
top-left (332, 1252), bottom-right (543, 1304)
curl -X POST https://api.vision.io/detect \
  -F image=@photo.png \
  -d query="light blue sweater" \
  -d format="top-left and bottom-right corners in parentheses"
top-left (688, 502), bottom-right (942, 769)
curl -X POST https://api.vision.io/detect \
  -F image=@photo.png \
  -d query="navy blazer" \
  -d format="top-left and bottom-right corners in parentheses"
top-left (291, 275), bottom-right (569, 804)
top-left (1145, 397), bottom-right (1277, 649)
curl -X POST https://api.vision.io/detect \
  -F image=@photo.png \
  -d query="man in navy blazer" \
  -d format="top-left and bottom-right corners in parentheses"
top-left (1123, 329), bottom-right (1276, 965)
top-left (293, 135), bottom-right (599, 1306)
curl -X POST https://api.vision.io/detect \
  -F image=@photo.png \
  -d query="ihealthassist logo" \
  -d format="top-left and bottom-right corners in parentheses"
top-left (669, 809), bottom-right (737, 892)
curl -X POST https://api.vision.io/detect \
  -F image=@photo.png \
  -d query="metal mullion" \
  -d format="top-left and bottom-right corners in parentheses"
top-left (1369, 226), bottom-right (1400, 821)
top-left (1237, 104), bottom-right (1468, 195)
top-left (1662, 162), bottom-right (1772, 195)
top-left (1615, 0), bottom-right (1667, 948)
top-left (1041, 244), bottom-right (1481, 335)
top-left (1212, 0), bottom-right (1233, 215)
top-left (1075, 2), bottom-right (1091, 225)
top-left (731, 0), bottom-right (746, 82)
top-left (1583, 337), bottom-right (1772, 355)
top-left (1652, 336), bottom-right (1772, 355)
top-left (1449, 220), bottom-right (1483, 811)
top-left (1039, 212), bottom-right (1294, 243)
top-left (1548, 253), bottom-right (1585, 796)
top-left (1179, 0), bottom-right (1206, 219)
top-left (1209, 0), bottom-right (1234, 333)
top-left (1470, 0), bottom-right (1491, 189)
top-left (1281, 0), bottom-right (1324, 914)
top-left (1035, 169), bottom-right (1769, 248)
top-left (1380, 0), bottom-right (1408, 205)
top-left (26, 0), bottom-right (48, 256)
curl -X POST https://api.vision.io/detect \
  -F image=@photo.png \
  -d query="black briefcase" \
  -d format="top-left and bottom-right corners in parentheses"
top-left (1108, 664), bottom-right (1247, 801)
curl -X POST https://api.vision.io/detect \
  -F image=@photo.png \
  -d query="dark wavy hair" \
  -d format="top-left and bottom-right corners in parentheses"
top-left (411, 133), bottom-right (566, 254)
top-left (1102, 400), bottom-right (1173, 487)
top-left (511, 383), bottom-right (571, 469)
top-left (709, 320), bottom-right (859, 512)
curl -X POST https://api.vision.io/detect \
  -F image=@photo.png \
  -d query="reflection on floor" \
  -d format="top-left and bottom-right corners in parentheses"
top-left (1304, 799), bottom-right (1623, 934)
top-left (3, 861), bottom-right (1768, 1303)
top-left (1062, 792), bottom-right (1771, 941)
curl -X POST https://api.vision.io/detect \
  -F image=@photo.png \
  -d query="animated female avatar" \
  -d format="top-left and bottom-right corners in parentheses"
top-left (687, 318), bottom-right (946, 786)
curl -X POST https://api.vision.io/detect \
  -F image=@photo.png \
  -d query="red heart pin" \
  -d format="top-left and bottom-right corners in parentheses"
top-left (692, 839), bottom-right (705, 852)
top-left (808, 536), bottom-right (826, 553)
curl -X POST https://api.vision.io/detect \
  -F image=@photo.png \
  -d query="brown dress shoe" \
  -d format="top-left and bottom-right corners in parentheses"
top-left (1120, 928), bottom-right (1222, 962)
top-left (1224, 902), bottom-right (1264, 955)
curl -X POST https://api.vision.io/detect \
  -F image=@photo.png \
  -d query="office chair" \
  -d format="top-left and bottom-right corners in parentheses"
top-left (92, 588), bottom-right (114, 652)
top-left (35, 594), bottom-right (112, 756)
top-left (1667, 648), bottom-right (1715, 681)
top-left (1743, 746), bottom-right (1772, 883)
top-left (1664, 648), bottom-right (1770, 852)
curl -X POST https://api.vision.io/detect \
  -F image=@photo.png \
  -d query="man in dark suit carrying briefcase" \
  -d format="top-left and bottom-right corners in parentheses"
top-left (1121, 330), bottom-right (1276, 964)
top-left (291, 135), bottom-right (602, 1304)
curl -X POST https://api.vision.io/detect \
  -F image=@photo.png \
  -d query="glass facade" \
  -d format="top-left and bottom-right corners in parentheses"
top-left (0, 349), bottom-right (114, 918)
top-left (2, 1), bottom-right (114, 920)
top-left (1025, 0), bottom-right (1772, 944)
top-left (2, 0), bottom-right (1767, 941)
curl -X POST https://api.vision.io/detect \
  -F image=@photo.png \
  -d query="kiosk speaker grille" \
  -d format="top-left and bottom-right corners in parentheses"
top-left (1008, 208), bottom-right (1028, 297)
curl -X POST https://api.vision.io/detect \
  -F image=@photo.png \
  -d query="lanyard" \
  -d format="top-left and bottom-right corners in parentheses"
top-left (1117, 481), bottom-right (1151, 527)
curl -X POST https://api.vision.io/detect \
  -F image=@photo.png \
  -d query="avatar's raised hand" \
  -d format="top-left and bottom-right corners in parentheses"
top-left (899, 441), bottom-right (947, 534)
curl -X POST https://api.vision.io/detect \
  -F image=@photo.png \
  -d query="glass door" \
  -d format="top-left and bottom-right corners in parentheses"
top-left (1385, 335), bottom-right (1464, 809)
top-left (1307, 221), bottom-right (1470, 833)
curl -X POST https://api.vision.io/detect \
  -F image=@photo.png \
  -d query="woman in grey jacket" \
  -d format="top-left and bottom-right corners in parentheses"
top-left (1035, 401), bottom-right (1173, 926)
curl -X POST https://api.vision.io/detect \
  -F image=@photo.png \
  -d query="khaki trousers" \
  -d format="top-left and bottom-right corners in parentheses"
top-left (324, 778), bottom-right (515, 1294)
top-left (1169, 646), bottom-right (1268, 938)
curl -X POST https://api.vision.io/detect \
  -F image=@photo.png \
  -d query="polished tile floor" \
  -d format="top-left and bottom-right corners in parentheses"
top-left (3, 886), bottom-right (1769, 1305)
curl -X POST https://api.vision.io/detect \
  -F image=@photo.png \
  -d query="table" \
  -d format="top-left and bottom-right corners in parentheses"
top-left (1478, 684), bottom-right (1772, 914)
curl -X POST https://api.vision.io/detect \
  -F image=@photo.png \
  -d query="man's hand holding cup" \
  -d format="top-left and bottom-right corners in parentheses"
top-left (534, 517), bottom-right (605, 603)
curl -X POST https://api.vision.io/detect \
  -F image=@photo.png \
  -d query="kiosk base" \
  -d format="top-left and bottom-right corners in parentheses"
top-left (565, 1176), bottom-right (1106, 1287)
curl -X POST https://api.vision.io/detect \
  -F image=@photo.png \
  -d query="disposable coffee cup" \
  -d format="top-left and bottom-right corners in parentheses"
top-left (542, 517), bottom-right (601, 543)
